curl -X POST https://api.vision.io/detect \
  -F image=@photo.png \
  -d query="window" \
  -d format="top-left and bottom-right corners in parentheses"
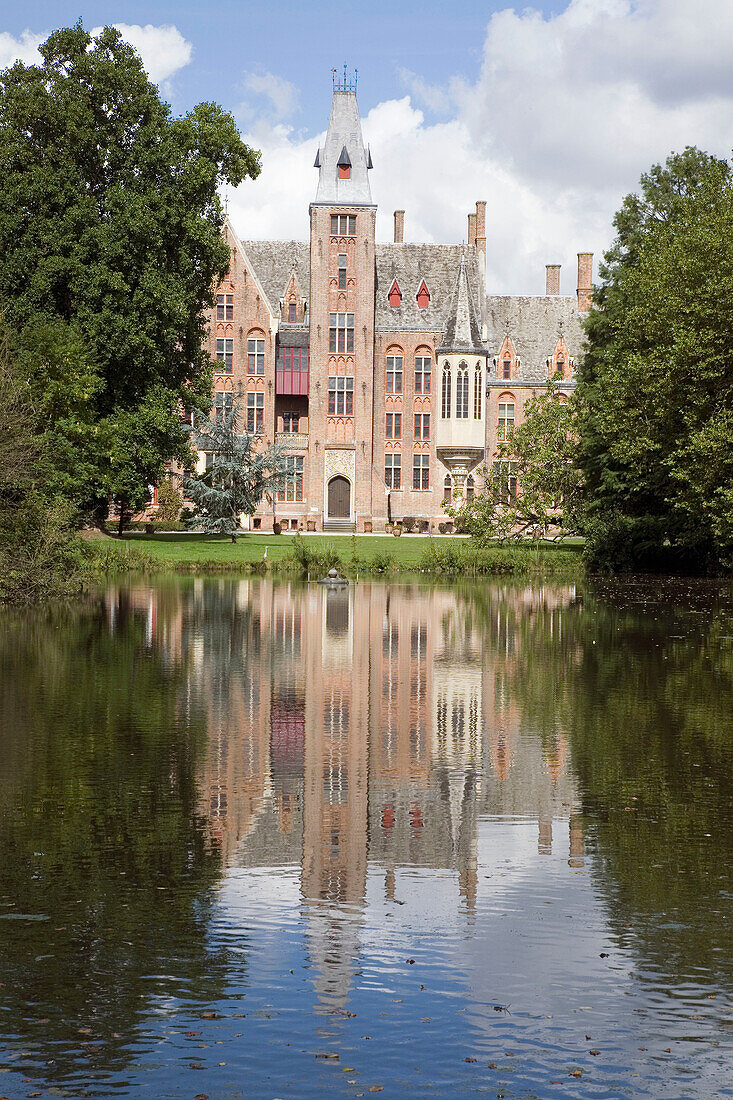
top-left (443, 475), bottom-right (451, 503)
top-left (503, 359), bottom-right (511, 380)
top-left (388, 280), bottom-right (402, 308)
top-left (282, 346), bottom-right (308, 372)
top-left (385, 412), bottom-right (401, 439)
top-left (329, 313), bottom-right (354, 353)
top-left (413, 454), bottom-right (430, 490)
top-left (246, 392), bottom-right (264, 433)
top-left (330, 214), bottom-right (356, 235)
top-left (216, 338), bottom-right (233, 372)
top-left (288, 302), bottom-right (297, 322)
top-left (385, 453), bottom-right (401, 489)
top-left (278, 456), bottom-right (304, 502)
top-left (282, 413), bottom-right (300, 433)
top-left (328, 376), bottom-right (354, 415)
top-left (456, 362), bottom-right (469, 419)
top-left (205, 452), bottom-right (216, 472)
top-left (474, 364), bottom-right (482, 419)
top-left (415, 356), bottom-right (431, 394)
top-left (416, 280), bottom-right (430, 308)
top-left (497, 401), bottom-right (515, 440)
top-left (441, 363), bottom-right (451, 418)
top-left (217, 293), bottom-right (233, 320)
top-left (339, 164), bottom-right (350, 180)
top-left (215, 390), bottom-right (233, 423)
top-left (338, 253), bottom-right (347, 289)
top-left (493, 460), bottom-right (518, 501)
top-left (248, 336), bottom-right (265, 374)
top-left (386, 355), bottom-right (403, 394)
top-left (466, 475), bottom-right (475, 501)
top-left (414, 413), bottom-right (430, 439)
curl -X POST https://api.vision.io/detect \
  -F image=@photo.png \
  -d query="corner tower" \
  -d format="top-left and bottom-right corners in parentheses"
top-left (308, 69), bottom-right (377, 531)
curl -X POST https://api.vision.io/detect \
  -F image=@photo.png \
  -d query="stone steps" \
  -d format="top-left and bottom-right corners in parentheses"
top-left (322, 519), bottom-right (356, 534)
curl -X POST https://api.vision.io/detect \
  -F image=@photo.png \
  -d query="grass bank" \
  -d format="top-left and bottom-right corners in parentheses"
top-left (82, 531), bottom-right (584, 580)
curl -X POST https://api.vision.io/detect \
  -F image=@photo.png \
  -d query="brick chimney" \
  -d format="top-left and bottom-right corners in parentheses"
top-left (577, 252), bottom-right (593, 312)
top-left (545, 264), bottom-right (561, 296)
top-left (394, 209), bottom-right (405, 244)
top-left (468, 212), bottom-right (477, 248)
top-left (475, 201), bottom-right (486, 264)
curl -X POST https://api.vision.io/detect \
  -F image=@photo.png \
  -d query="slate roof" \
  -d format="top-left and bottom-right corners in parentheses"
top-left (439, 255), bottom-right (485, 355)
top-left (314, 90), bottom-right (373, 206)
top-left (485, 295), bottom-right (586, 383)
top-left (242, 240), bottom-right (310, 315)
top-left (374, 244), bottom-right (483, 333)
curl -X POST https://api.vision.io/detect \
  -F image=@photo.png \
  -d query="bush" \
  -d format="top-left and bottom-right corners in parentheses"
top-left (419, 539), bottom-right (583, 578)
top-left (401, 516), bottom-right (416, 533)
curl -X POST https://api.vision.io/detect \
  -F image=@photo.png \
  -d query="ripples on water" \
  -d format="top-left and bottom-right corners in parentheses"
top-left (0, 576), bottom-right (732, 1098)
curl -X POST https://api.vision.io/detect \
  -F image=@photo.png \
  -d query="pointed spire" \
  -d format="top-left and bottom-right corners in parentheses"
top-left (313, 85), bottom-right (373, 206)
top-left (438, 255), bottom-right (485, 354)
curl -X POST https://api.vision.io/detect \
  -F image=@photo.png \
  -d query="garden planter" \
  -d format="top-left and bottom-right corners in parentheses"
top-left (363, 520), bottom-right (373, 533)
top-left (306, 519), bottom-right (316, 532)
top-left (393, 526), bottom-right (402, 537)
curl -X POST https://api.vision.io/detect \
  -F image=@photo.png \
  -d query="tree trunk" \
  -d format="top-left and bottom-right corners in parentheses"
top-left (231, 534), bottom-right (237, 543)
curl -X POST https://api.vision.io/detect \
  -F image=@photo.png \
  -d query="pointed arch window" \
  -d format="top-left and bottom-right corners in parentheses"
top-left (473, 363), bottom-right (482, 419)
top-left (388, 279), bottom-right (402, 308)
top-left (416, 280), bottom-right (430, 308)
top-left (441, 362), bottom-right (451, 419)
top-left (456, 361), bottom-right (469, 419)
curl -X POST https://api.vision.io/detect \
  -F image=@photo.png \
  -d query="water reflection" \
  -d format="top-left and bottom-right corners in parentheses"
top-left (0, 577), bottom-right (731, 1098)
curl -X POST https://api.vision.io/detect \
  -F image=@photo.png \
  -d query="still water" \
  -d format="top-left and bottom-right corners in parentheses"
top-left (1, 577), bottom-right (732, 1099)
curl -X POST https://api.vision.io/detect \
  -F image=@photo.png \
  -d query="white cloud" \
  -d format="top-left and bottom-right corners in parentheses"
top-left (93, 23), bottom-right (192, 84)
top-left (229, 0), bottom-right (733, 294)
top-left (241, 70), bottom-right (299, 122)
top-left (0, 29), bottom-right (45, 68)
top-left (0, 24), bottom-right (192, 86)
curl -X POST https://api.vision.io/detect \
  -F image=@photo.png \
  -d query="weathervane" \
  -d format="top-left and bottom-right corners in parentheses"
top-left (333, 64), bottom-right (358, 93)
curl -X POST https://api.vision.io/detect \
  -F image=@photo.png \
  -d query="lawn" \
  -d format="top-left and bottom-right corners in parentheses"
top-left (86, 531), bottom-right (429, 567)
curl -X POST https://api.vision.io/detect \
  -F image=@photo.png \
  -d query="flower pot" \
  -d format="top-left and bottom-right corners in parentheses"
top-left (385, 523), bottom-right (393, 534)
top-left (363, 520), bottom-right (372, 533)
top-left (306, 519), bottom-right (316, 532)
top-left (393, 526), bottom-right (402, 537)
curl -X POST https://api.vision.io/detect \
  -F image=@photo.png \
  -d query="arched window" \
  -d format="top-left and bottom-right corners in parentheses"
top-left (247, 330), bottom-right (265, 375)
top-left (497, 399), bottom-right (515, 440)
top-left (474, 363), bottom-right (482, 419)
top-left (441, 362), bottom-right (451, 418)
top-left (456, 361), bottom-right (469, 419)
top-left (443, 475), bottom-right (452, 504)
top-left (388, 279), bottom-right (402, 308)
top-left (386, 353), bottom-right (403, 394)
top-left (414, 350), bottom-right (432, 394)
top-left (466, 475), bottom-right (475, 501)
top-left (416, 280), bottom-right (430, 308)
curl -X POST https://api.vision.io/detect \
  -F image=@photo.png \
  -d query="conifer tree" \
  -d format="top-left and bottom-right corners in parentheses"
top-left (183, 406), bottom-right (289, 541)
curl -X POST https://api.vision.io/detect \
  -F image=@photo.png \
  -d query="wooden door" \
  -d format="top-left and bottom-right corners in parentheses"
top-left (327, 476), bottom-right (350, 518)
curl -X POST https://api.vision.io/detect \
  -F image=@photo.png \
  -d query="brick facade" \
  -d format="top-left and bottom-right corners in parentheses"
top-left (198, 81), bottom-right (590, 532)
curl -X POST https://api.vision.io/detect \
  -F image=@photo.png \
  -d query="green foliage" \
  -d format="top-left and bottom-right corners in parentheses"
top-left (183, 404), bottom-right (290, 540)
top-left (418, 539), bottom-right (583, 577)
top-left (449, 380), bottom-right (581, 543)
top-left (0, 23), bottom-right (260, 517)
top-left (155, 476), bottom-right (184, 523)
top-left (577, 147), bottom-right (733, 572)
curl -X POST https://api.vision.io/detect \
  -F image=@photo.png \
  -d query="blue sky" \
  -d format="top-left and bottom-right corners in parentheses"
top-left (4, 1), bottom-right (733, 293)
top-left (3, 0), bottom-right (547, 128)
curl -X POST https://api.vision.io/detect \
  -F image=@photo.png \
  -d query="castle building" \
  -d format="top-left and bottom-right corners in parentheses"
top-left (205, 72), bottom-right (589, 532)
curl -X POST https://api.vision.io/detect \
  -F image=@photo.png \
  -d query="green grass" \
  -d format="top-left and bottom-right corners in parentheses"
top-left (83, 531), bottom-right (584, 579)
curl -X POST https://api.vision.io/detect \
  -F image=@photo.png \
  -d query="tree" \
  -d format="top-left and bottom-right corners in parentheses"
top-left (155, 476), bottom-right (184, 524)
top-left (449, 380), bottom-right (581, 543)
top-left (0, 23), bottom-right (260, 518)
top-left (576, 147), bottom-right (733, 572)
top-left (183, 404), bottom-right (289, 541)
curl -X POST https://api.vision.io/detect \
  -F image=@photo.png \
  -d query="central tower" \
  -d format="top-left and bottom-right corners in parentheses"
top-left (307, 71), bottom-right (377, 530)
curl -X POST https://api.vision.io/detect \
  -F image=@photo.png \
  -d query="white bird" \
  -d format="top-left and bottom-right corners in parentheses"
top-left (263, 546), bottom-right (268, 560)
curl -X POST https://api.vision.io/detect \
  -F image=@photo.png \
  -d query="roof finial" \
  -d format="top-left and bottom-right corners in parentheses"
top-left (333, 64), bottom-right (357, 92)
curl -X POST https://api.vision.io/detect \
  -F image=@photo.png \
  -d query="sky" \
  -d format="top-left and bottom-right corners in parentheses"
top-left (3, 0), bottom-right (733, 294)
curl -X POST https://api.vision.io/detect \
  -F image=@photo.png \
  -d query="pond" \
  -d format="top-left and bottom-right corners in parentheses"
top-left (0, 576), bottom-right (732, 1098)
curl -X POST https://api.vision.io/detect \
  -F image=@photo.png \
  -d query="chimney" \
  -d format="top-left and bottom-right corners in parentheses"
top-left (545, 264), bottom-right (561, 296)
top-left (468, 212), bottom-right (477, 248)
top-left (577, 252), bottom-right (593, 311)
top-left (475, 200), bottom-right (486, 265)
top-left (394, 209), bottom-right (405, 244)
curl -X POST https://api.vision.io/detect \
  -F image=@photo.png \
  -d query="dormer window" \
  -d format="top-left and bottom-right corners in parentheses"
top-left (388, 279), bottom-right (402, 308)
top-left (416, 280), bottom-right (430, 308)
top-left (337, 146), bottom-right (351, 180)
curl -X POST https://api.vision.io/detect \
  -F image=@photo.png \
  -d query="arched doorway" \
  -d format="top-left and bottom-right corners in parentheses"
top-left (327, 475), bottom-right (351, 519)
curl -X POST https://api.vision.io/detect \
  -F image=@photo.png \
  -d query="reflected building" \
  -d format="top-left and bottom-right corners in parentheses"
top-left (106, 578), bottom-right (585, 1007)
